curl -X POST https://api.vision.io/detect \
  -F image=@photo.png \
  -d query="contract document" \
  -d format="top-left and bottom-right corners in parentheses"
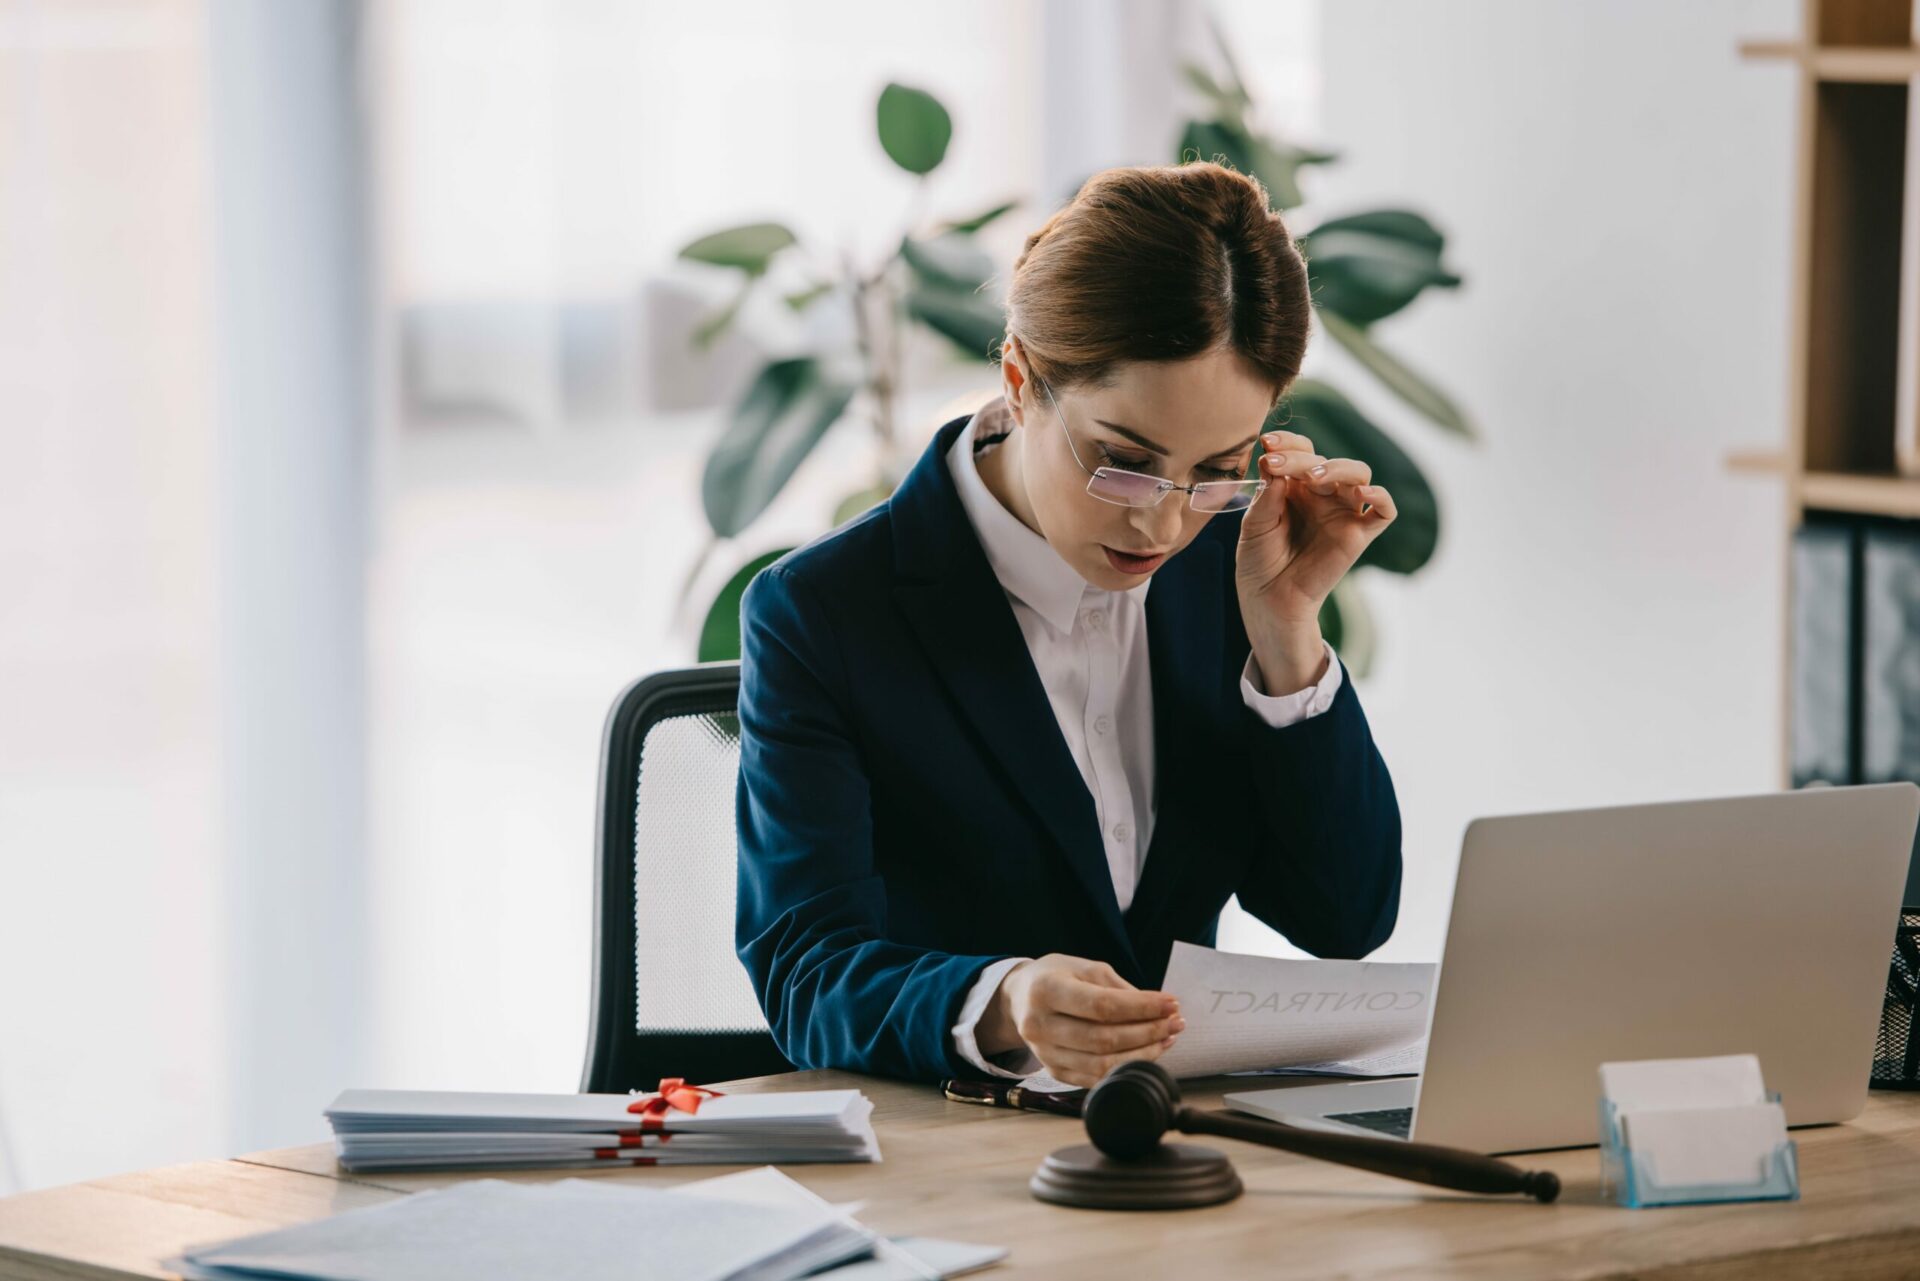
top-left (1021, 941), bottom-right (1434, 1090)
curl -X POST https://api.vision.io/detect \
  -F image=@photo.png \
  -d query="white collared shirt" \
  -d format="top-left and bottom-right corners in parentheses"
top-left (942, 403), bottom-right (1344, 1077)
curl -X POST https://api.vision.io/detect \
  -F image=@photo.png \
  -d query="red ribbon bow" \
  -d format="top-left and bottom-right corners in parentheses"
top-left (627, 1077), bottom-right (725, 1132)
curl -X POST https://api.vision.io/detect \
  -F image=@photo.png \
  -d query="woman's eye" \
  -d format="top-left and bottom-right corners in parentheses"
top-left (1097, 447), bottom-right (1156, 473)
top-left (1096, 445), bottom-right (1244, 482)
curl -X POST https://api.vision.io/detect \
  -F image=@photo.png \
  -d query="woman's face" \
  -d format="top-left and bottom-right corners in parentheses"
top-left (1000, 341), bottom-right (1275, 592)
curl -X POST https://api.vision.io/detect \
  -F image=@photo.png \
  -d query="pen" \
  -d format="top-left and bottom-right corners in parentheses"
top-left (940, 1078), bottom-right (1087, 1118)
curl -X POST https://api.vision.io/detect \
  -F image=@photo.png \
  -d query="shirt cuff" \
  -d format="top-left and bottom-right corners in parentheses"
top-left (1240, 638), bottom-right (1344, 728)
top-left (950, 956), bottom-right (1042, 1078)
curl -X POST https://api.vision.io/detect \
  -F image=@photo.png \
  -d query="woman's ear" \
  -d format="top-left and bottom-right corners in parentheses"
top-left (999, 334), bottom-right (1029, 428)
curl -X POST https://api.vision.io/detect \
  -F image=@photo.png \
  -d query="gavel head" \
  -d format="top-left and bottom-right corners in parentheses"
top-left (1083, 1060), bottom-right (1183, 1161)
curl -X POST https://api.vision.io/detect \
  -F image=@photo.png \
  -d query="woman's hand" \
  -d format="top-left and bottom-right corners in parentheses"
top-left (978, 954), bottom-right (1184, 1088)
top-left (1234, 428), bottom-right (1397, 689)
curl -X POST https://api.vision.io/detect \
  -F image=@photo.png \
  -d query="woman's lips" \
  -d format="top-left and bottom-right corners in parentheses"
top-left (1102, 545), bottom-right (1168, 575)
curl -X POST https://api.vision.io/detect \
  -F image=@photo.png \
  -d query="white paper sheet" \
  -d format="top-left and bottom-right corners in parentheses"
top-left (1600, 1054), bottom-right (1788, 1189)
top-left (171, 1167), bottom-right (1008, 1281)
top-left (1599, 1055), bottom-right (1767, 1111)
top-left (172, 1178), bottom-right (852, 1281)
top-left (1022, 942), bottom-right (1433, 1087)
top-left (1226, 1038), bottom-right (1429, 1079)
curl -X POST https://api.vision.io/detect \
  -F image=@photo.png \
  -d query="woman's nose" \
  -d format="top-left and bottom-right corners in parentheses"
top-left (1129, 496), bottom-right (1186, 546)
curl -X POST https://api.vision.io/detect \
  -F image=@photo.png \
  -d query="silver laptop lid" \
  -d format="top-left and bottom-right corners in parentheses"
top-left (1411, 782), bottom-right (1919, 1153)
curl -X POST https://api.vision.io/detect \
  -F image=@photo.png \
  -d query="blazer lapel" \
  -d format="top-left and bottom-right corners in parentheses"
top-left (1124, 531), bottom-right (1227, 944)
top-left (890, 414), bottom-right (1138, 972)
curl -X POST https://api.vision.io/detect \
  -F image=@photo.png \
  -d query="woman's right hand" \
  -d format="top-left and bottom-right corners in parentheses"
top-left (979, 953), bottom-right (1184, 1088)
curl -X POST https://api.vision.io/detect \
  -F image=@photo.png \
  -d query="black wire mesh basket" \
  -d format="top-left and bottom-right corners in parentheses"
top-left (1872, 908), bottom-right (1920, 1089)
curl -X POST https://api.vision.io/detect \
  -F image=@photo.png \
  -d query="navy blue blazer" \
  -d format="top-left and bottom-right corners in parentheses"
top-left (734, 408), bottom-right (1403, 1083)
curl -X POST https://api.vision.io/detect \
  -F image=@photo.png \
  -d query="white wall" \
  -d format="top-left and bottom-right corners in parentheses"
top-left (0, 0), bottom-right (226, 1192)
top-left (1224, 0), bottom-right (1801, 961)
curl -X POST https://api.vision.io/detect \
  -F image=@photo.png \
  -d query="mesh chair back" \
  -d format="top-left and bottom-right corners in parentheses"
top-left (580, 664), bottom-right (791, 1093)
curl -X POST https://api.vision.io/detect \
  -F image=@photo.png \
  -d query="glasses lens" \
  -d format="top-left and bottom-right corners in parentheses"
top-left (1191, 480), bottom-right (1264, 513)
top-left (1088, 469), bottom-right (1168, 507)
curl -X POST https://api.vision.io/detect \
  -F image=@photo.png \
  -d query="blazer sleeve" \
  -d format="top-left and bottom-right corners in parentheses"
top-left (734, 564), bottom-right (1009, 1082)
top-left (1230, 640), bottom-right (1404, 959)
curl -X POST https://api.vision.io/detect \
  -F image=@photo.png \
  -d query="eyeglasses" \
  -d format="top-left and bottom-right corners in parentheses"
top-left (1036, 375), bottom-right (1268, 513)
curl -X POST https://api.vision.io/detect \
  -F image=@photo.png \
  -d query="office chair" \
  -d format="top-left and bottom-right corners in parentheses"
top-left (580, 663), bottom-right (792, 1094)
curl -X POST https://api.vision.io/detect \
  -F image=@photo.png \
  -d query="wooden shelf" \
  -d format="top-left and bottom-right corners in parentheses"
top-left (1801, 470), bottom-right (1920, 517)
top-left (1740, 41), bottom-right (1920, 81)
top-left (1742, 0), bottom-right (1919, 790)
top-left (1725, 449), bottom-right (1790, 474)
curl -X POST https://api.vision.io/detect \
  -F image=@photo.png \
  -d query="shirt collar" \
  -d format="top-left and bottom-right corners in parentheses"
top-left (946, 400), bottom-right (1150, 634)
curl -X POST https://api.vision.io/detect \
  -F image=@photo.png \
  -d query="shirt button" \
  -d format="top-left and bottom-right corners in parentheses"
top-left (1112, 821), bottom-right (1131, 842)
top-left (1094, 715), bottom-right (1113, 735)
top-left (1087, 609), bottom-right (1106, 629)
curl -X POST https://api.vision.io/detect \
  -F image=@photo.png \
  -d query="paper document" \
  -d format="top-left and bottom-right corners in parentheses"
top-left (1023, 942), bottom-right (1432, 1088)
top-left (323, 1087), bottom-right (880, 1170)
top-left (1226, 1038), bottom-right (1429, 1080)
top-left (170, 1166), bottom-right (1008, 1281)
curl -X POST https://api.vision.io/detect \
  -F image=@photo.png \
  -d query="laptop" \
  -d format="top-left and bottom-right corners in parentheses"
top-left (1223, 782), bottom-right (1920, 1154)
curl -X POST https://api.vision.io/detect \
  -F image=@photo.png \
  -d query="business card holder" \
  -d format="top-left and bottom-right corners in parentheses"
top-left (1597, 1091), bottom-right (1799, 1208)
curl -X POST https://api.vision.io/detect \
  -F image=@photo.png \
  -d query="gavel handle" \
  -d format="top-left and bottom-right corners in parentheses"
top-left (1173, 1106), bottom-right (1560, 1202)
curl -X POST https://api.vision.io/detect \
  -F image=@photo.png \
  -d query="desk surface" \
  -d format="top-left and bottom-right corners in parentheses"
top-left (3, 1070), bottom-right (1919, 1280)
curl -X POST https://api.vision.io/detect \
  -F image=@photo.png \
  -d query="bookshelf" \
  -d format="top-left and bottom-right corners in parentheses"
top-left (1736, 0), bottom-right (1920, 787)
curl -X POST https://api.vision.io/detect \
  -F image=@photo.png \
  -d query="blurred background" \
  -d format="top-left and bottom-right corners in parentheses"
top-left (0, 0), bottom-right (1814, 1192)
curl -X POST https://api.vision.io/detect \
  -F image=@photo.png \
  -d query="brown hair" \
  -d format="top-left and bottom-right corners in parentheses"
top-left (999, 161), bottom-right (1311, 408)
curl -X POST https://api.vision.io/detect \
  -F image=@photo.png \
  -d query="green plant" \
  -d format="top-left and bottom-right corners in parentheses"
top-left (683, 19), bottom-right (1473, 675)
top-left (678, 82), bottom-right (1016, 660)
top-left (1179, 10), bottom-right (1473, 674)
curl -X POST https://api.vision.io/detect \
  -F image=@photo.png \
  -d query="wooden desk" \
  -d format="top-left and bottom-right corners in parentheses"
top-left (3, 1071), bottom-right (1919, 1280)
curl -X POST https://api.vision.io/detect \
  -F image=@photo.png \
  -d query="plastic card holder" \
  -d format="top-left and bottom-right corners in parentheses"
top-left (1598, 1091), bottom-right (1799, 1208)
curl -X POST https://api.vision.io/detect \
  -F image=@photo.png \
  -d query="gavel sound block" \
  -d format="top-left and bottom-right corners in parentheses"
top-left (1030, 1060), bottom-right (1561, 1210)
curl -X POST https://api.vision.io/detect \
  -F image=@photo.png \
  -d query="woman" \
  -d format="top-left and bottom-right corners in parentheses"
top-left (735, 161), bottom-right (1403, 1089)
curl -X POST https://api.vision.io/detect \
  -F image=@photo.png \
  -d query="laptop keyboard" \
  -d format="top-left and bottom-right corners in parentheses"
top-left (1323, 1106), bottom-right (1414, 1139)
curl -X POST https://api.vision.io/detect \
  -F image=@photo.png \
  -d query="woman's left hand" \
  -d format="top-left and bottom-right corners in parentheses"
top-left (1234, 427), bottom-right (1397, 679)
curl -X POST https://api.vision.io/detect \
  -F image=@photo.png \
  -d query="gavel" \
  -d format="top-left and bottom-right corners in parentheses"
top-left (1031, 1060), bottom-right (1560, 1209)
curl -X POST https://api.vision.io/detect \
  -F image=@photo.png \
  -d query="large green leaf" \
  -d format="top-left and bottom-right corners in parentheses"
top-left (899, 232), bottom-right (993, 293)
top-left (1309, 208), bottom-right (1446, 253)
top-left (906, 286), bottom-right (1005, 362)
top-left (702, 357), bottom-right (857, 538)
top-left (939, 199), bottom-right (1019, 235)
top-left (783, 282), bottom-right (835, 311)
top-left (1181, 62), bottom-right (1249, 115)
top-left (1302, 213), bottom-right (1460, 326)
top-left (699, 547), bottom-right (793, 663)
top-left (1274, 378), bottom-right (1439, 575)
top-left (678, 222), bottom-right (796, 275)
top-left (1328, 575), bottom-right (1376, 676)
top-left (877, 83), bottom-right (952, 175)
top-left (832, 482), bottom-right (893, 527)
top-left (1318, 311), bottom-right (1476, 439)
top-left (690, 284), bottom-right (748, 350)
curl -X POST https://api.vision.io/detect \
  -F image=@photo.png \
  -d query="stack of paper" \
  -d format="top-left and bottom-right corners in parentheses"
top-left (171, 1167), bottom-right (1008, 1281)
top-left (324, 1088), bottom-right (880, 1172)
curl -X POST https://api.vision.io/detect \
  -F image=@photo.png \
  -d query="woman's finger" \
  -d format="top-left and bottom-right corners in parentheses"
top-left (1356, 484), bottom-right (1397, 521)
top-left (1309, 459), bottom-right (1372, 493)
top-left (1031, 1009), bottom-right (1185, 1055)
top-left (1045, 973), bottom-right (1175, 1023)
top-left (1260, 429), bottom-right (1315, 456)
top-left (1261, 451), bottom-right (1327, 481)
top-left (1039, 1036), bottom-right (1178, 1089)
